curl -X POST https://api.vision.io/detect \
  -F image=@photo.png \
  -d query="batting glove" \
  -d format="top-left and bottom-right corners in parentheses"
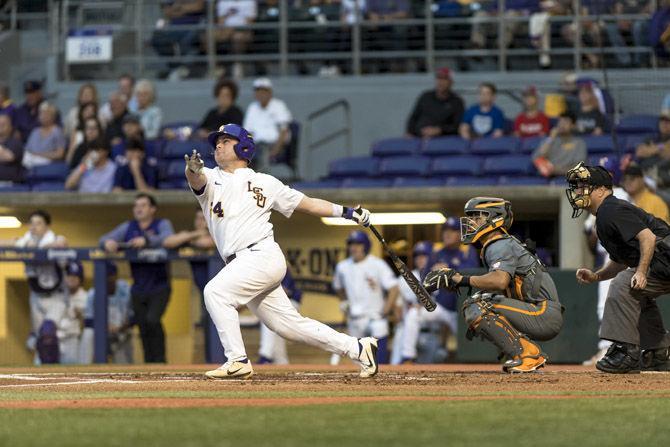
top-left (423, 268), bottom-right (460, 293)
top-left (343, 205), bottom-right (371, 227)
top-left (184, 149), bottom-right (204, 175)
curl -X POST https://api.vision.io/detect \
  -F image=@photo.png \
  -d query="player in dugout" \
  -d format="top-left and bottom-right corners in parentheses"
top-left (422, 197), bottom-right (564, 373)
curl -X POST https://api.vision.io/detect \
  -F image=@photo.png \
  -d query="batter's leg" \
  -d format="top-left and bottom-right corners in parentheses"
top-left (203, 279), bottom-right (248, 362)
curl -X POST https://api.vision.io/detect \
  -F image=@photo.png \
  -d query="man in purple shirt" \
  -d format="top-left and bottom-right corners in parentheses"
top-left (0, 83), bottom-right (17, 125)
top-left (14, 80), bottom-right (47, 143)
top-left (0, 114), bottom-right (24, 182)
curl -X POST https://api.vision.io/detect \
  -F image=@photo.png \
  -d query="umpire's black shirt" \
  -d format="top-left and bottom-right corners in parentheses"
top-left (596, 194), bottom-right (670, 268)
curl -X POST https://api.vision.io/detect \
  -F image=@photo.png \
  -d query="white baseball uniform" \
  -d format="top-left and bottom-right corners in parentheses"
top-left (58, 286), bottom-right (88, 364)
top-left (194, 166), bottom-right (360, 362)
top-left (396, 269), bottom-right (457, 361)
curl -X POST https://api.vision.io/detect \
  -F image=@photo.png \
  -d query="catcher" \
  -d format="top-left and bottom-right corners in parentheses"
top-left (423, 197), bottom-right (563, 372)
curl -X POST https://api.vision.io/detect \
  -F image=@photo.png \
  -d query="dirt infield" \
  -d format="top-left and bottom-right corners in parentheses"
top-left (0, 364), bottom-right (668, 409)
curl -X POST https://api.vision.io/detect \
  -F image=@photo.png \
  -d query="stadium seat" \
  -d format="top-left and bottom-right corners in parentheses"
top-left (26, 162), bottom-right (69, 184)
top-left (616, 114), bottom-right (658, 134)
top-left (588, 153), bottom-right (619, 167)
top-left (0, 184), bottom-right (30, 193)
top-left (430, 156), bottom-right (482, 176)
top-left (31, 181), bottom-right (68, 192)
top-left (498, 176), bottom-right (548, 186)
top-left (370, 137), bottom-right (421, 157)
top-left (145, 139), bottom-right (163, 158)
top-left (421, 136), bottom-right (469, 156)
top-left (340, 177), bottom-right (393, 188)
top-left (470, 136), bottom-right (520, 155)
top-left (163, 140), bottom-right (209, 160)
top-left (328, 156), bottom-right (379, 178)
top-left (624, 134), bottom-right (655, 153)
top-left (519, 136), bottom-right (545, 154)
top-left (392, 177), bottom-right (446, 188)
top-left (161, 121), bottom-right (198, 140)
top-left (166, 160), bottom-right (186, 180)
top-left (379, 156), bottom-right (431, 177)
top-left (291, 179), bottom-right (343, 189)
top-left (482, 155), bottom-right (534, 175)
top-left (583, 135), bottom-right (615, 153)
top-left (446, 176), bottom-right (498, 186)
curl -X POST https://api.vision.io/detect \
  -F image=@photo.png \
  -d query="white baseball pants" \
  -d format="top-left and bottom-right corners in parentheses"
top-left (204, 239), bottom-right (360, 363)
top-left (401, 303), bottom-right (457, 360)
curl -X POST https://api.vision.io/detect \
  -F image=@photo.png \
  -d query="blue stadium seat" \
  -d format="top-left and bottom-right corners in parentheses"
top-left (583, 135), bottom-right (615, 153)
top-left (421, 136), bottom-right (469, 156)
top-left (392, 177), bottom-right (446, 188)
top-left (166, 160), bottom-right (186, 180)
top-left (624, 134), bottom-right (655, 153)
top-left (470, 136), bottom-right (520, 155)
top-left (161, 121), bottom-right (198, 140)
top-left (31, 181), bottom-right (68, 192)
top-left (482, 155), bottom-right (534, 175)
top-left (616, 114), bottom-right (658, 134)
top-left (519, 136), bottom-right (545, 154)
top-left (0, 184), bottom-right (30, 193)
top-left (158, 179), bottom-right (189, 190)
top-left (145, 139), bottom-right (163, 158)
top-left (370, 137), bottom-right (421, 157)
top-left (498, 176), bottom-right (548, 186)
top-left (163, 139), bottom-right (209, 159)
top-left (379, 156), bottom-right (431, 177)
top-left (430, 156), bottom-right (482, 176)
top-left (26, 162), bottom-right (69, 183)
top-left (291, 179), bottom-right (343, 189)
top-left (328, 156), bottom-right (379, 178)
top-left (446, 176), bottom-right (498, 186)
top-left (588, 153), bottom-right (619, 167)
top-left (341, 177), bottom-right (393, 188)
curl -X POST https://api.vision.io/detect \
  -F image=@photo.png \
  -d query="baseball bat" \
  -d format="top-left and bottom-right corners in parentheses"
top-left (367, 224), bottom-right (437, 312)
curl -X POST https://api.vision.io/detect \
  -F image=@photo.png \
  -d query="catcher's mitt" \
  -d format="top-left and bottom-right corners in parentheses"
top-left (423, 268), bottom-right (460, 293)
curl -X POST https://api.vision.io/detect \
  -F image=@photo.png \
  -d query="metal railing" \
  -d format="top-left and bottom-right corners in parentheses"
top-left (0, 0), bottom-right (664, 79)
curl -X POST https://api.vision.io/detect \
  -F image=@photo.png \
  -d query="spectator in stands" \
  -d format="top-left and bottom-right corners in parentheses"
top-left (113, 138), bottom-right (158, 192)
top-left (134, 80), bottom-right (162, 139)
top-left (532, 112), bottom-right (587, 177)
top-left (151, 0), bottom-right (205, 80)
top-left (100, 194), bottom-right (175, 363)
top-left (58, 261), bottom-right (88, 364)
top-left (63, 83), bottom-right (100, 138)
top-left (514, 86), bottom-right (550, 138)
top-left (67, 118), bottom-right (103, 169)
top-left (101, 74), bottom-right (137, 122)
top-left (104, 92), bottom-right (129, 146)
top-left (0, 83), bottom-right (17, 124)
top-left (470, 0), bottom-right (540, 51)
top-left (195, 78), bottom-right (244, 139)
top-left (214, 0), bottom-right (257, 79)
top-left (529, 0), bottom-right (572, 68)
top-left (605, 1), bottom-right (653, 67)
top-left (65, 102), bottom-right (100, 163)
top-left (22, 102), bottom-right (66, 169)
top-left (364, 0), bottom-right (411, 72)
top-left (622, 163), bottom-right (670, 222)
top-left (0, 114), bottom-right (24, 183)
top-left (122, 114), bottom-right (145, 143)
top-left (635, 115), bottom-right (670, 205)
top-left (65, 139), bottom-right (116, 193)
top-left (459, 82), bottom-right (506, 140)
top-left (406, 67), bottom-right (464, 138)
top-left (15, 80), bottom-right (52, 143)
top-left (243, 77), bottom-right (293, 173)
top-left (575, 82), bottom-right (607, 135)
top-left (80, 263), bottom-right (133, 364)
top-left (557, 71), bottom-right (579, 116)
top-left (561, 0), bottom-right (606, 68)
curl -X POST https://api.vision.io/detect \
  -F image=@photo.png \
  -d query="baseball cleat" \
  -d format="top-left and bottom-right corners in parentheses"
top-left (596, 343), bottom-right (641, 374)
top-left (205, 359), bottom-right (254, 379)
top-left (502, 337), bottom-right (547, 373)
top-left (356, 337), bottom-right (379, 378)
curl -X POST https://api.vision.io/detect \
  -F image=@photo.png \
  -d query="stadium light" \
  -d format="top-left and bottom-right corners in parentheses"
top-left (0, 216), bottom-right (21, 229)
top-left (321, 212), bottom-right (446, 226)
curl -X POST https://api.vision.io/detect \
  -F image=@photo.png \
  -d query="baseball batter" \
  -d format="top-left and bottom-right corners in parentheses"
top-left (184, 123), bottom-right (379, 379)
top-left (332, 230), bottom-right (399, 364)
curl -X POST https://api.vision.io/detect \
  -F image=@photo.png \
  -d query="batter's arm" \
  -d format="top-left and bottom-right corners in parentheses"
top-left (295, 196), bottom-right (370, 226)
top-left (184, 150), bottom-right (206, 192)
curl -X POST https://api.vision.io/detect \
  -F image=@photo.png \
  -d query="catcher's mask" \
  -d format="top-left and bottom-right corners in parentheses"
top-left (460, 197), bottom-right (513, 245)
top-left (565, 162), bottom-right (613, 218)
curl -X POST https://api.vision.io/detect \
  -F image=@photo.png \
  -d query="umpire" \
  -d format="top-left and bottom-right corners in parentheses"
top-left (567, 162), bottom-right (670, 373)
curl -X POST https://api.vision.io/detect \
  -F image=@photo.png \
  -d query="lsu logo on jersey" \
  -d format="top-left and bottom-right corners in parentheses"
top-left (247, 181), bottom-right (267, 208)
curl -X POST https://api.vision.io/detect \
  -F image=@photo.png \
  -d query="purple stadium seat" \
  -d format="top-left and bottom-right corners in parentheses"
top-left (421, 136), bottom-right (469, 156)
top-left (588, 153), bottom-right (619, 167)
top-left (158, 179), bottom-right (189, 190)
top-left (498, 176), bottom-right (548, 186)
top-left (328, 156), bottom-right (379, 178)
top-left (583, 135), bottom-right (615, 153)
top-left (291, 179), bottom-right (343, 189)
top-left (26, 162), bottom-right (69, 184)
top-left (446, 176), bottom-right (498, 186)
top-left (470, 136), bottom-right (520, 155)
top-left (31, 182), bottom-right (68, 192)
top-left (624, 134), bottom-right (655, 153)
top-left (482, 155), bottom-right (534, 175)
top-left (163, 140), bottom-right (209, 159)
top-left (430, 156), bottom-right (482, 176)
top-left (392, 177), bottom-right (446, 188)
top-left (519, 136), bottom-right (545, 154)
top-left (161, 121), bottom-right (198, 141)
top-left (341, 177), bottom-right (393, 188)
top-left (616, 114), bottom-right (659, 134)
top-left (0, 184), bottom-right (30, 193)
top-left (379, 156), bottom-right (431, 177)
top-left (371, 137), bottom-right (421, 157)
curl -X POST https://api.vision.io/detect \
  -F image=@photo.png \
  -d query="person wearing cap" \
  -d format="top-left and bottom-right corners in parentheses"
top-left (459, 82), bottom-right (506, 140)
top-left (112, 138), bottom-right (158, 192)
top-left (622, 164), bottom-right (670, 223)
top-left (533, 112), bottom-right (587, 178)
top-left (14, 80), bottom-right (61, 143)
top-left (567, 162), bottom-right (670, 373)
top-left (406, 67), bottom-right (465, 138)
top-left (575, 82), bottom-right (607, 136)
top-left (513, 86), bottom-right (550, 138)
top-left (58, 261), bottom-right (89, 364)
top-left (65, 138), bottom-right (116, 193)
top-left (243, 78), bottom-right (293, 173)
top-left (80, 262), bottom-right (133, 364)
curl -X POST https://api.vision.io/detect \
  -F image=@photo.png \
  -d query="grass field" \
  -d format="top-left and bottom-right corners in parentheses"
top-left (1, 364), bottom-right (669, 447)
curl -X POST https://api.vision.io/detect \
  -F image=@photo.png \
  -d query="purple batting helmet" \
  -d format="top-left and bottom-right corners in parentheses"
top-left (346, 230), bottom-right (371, 254)
top-left (207, 123), bottom-right (256, 162)
top-left (413, 240), bottom-right (433, 257)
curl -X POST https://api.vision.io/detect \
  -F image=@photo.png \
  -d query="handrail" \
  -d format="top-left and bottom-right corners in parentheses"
top-left (304, 99), bottom-right (352, 180)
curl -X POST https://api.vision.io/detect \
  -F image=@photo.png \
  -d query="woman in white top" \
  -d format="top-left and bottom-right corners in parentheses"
top-left (63, 83), bottom-right (101, 137)
top-left (134, 79), bottom-right (163, 139)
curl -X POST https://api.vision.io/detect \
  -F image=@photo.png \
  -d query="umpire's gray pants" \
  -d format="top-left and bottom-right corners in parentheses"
top-left (600, 268), bottom-right (670, 349)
